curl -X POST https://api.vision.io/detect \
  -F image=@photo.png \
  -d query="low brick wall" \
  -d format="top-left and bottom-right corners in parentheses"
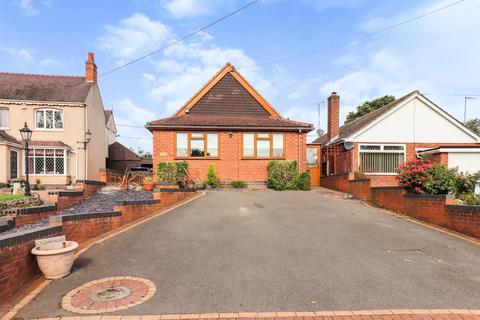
top-left (13, 204), bottom-right (57, 227)
top-left (322, 177), bottom-right (480, 239)
top-left (48, 181), bottom-right (105, 212)
top-left (0, 225), bottom-right (63, 302)
top-left (59, 211), bottom-right (123, 243)
top-left (113, 199), bottom-right (162, 224)
top-left (153, 188), bottom-right (197, 207)
top-left (320, 173), bottom-right (350, 193)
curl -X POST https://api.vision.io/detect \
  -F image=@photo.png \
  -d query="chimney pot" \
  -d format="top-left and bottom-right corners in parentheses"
top-left (85, 52), bottom-right (97, 82)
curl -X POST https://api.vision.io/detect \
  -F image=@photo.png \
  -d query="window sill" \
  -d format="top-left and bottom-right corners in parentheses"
top-left (174, 157), bottom-right (220, 160)
top-left (241, 157), bottom-right (286, 160)
top-left (34, 129), bottom-right (64, 132)
top-left (0, 127), bottom-right (10, 130)
top-left (363, 173), bottom-right (398, 176)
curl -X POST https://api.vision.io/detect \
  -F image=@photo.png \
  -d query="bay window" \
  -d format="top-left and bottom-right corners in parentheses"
top-left (26, 149), bottom-right (67, 175)
top-left (358, 144), bottom-right (405, 174)
top-left (35, 109), bottom-right (63, 130)
top-left (175, 132), bottom-right (219, 158)
top-left (242, 133), bottom-right (284, 159)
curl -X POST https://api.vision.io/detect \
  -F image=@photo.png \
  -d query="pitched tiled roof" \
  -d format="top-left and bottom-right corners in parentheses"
top-left (108, 142), bottom-right (141, 161)
top-left (189, 73), bottom-right (270, 116)
top-left (0, 130), bottom-right (20, 145)
top-left (29, 141), bottom-right (71, 148)
top-left (312, 90), bottom-right (418, 145)
top-left (146, 114), bottom-right (313, 131)
top-left (0, 73), bottom-right (93, 103)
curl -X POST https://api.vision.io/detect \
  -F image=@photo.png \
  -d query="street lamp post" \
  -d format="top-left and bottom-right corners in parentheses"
top-left (19, 122), bottom-right (33, 196)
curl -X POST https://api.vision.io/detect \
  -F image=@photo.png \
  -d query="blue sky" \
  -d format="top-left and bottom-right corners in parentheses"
top-left (1, 0), bottom-right (479, 152)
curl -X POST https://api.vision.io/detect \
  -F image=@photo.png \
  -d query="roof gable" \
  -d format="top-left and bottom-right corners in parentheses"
top-left (174, 63), bottom-right (281, 118)
top-left (0, 72), bottom-right (92, 103)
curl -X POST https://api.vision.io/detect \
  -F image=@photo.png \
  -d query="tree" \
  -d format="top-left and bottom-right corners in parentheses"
top-left (465, 118), bottom-right (480, 135)
top-left (345, 95), bottom-right (396, 124)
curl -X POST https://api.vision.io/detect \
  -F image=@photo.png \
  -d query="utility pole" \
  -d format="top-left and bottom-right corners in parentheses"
top-left (464, 96), bottom-right (476, 122)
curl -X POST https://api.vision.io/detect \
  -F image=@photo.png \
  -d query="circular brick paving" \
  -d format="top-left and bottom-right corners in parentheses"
top-left (62, 277), bottom-right (156, 314)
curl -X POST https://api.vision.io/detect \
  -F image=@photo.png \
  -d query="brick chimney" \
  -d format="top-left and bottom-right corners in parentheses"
top-left (327, 92), bottom-right (340, 141)
top-left (85, 52), bottom-right (97, 82)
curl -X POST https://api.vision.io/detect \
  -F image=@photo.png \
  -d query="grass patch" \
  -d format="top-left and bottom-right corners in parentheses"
top-left (0, 194), bottom-right (28, 202)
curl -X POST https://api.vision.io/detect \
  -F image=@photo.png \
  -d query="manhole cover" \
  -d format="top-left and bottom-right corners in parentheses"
top-left (62, 277), bottom-right (156, 314)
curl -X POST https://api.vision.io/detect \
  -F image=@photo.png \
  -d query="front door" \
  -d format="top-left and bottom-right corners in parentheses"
top-left (10, 150), bottom-right (18, 179)
top-left (306, 145), bottom-right (321, 186)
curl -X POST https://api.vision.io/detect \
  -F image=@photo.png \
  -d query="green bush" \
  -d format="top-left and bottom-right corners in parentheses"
top-left (206, 164), bottom-right (219, 188)
top-left (457, 192), bottom-right (480, 205)
top-left (231, 180), bottom-right (247, 188)
top-left (423, 165), bottom-right (458, 195)
top-left (456, 171), bottom-right (480, 195)
top-left (296, 172), bottom-right (311, 191)
top-left (176, 161), bottom-right (189, 181)
top-left (267, 160), bottom-right (299, 191)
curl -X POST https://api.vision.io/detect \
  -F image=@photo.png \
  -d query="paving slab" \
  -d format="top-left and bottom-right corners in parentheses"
top-left (16, 189), bottom-right (480, 318)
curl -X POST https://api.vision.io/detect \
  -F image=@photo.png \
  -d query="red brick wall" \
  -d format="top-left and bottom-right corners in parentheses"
top-left (61, 213), bottom-right (123, 244)
top-left (370, 187), bottom-right (405, 212)
top-left (0, 227), bottom-right (62, 302)
top-left (152, 131), bottom-right (307, 184)
top-left (153, 190), bottom-right (197, 207)
top-left (349, 179), bottom-right (371, 201)
top-left (430, 152), bottom-right (449, 165)
top-left (446, 205), bottom-right (480, 238)
top-left (14, 208), bottom-right (56, 227)
top-left (113, 201), bottom-right (162, 224)
top-left (320, 173), bottom-right (351, 192)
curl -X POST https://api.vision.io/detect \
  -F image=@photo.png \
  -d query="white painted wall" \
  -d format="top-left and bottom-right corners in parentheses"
top-left (351, 97), bottom-right (478, 143)
top-left (448, 152), bottom-right (480, 174)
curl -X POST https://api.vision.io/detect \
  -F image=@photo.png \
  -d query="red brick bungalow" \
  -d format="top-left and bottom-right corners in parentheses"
top-left (146, 63), bottom-right (314, 186)
top-left (314, 90), bottom-right (480, 187)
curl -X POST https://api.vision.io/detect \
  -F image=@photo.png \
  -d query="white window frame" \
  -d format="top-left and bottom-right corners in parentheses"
top-left (0, 108), bottom-right (9, 129)
top-left (35, 108), bottom-right (64, 131)
top-left (10, 150), bottom-right (19, 179)
top-left (358, 143), bottom-right (406, 175)
top-left (24, 147), bottom-right (68, 176)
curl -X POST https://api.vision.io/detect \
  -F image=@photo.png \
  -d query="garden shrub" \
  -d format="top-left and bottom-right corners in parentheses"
top-left (231, 180), bottom-right (247, 188)
top-left (267, 160), bottom-right (299, 191)
top-left (206, 164), bottom-right (219, 188)
top-left (296, 172), bottom-right (311, 191)
top-left (423, 165), bottom-right (458, 195)
top-left (176, 161), bottom-right (189, 181)
top-left (457, 192), bottom-right (480, 205)
top-left (157, 162), bottom-right (189, 183)
top-left (396, 159), bottom-right (433, 194)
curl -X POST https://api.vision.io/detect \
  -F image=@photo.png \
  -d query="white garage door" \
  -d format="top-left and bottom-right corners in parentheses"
top-left (448, 152), bottom-right (480, 174)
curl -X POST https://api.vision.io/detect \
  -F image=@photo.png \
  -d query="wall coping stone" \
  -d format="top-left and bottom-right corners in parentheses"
top-left (404, 193), bottom-right (454, 199)
top-left (371, 186), bottom-right (405, 190)
top-left (76, 180), bottom-right (107, 186)
top-left (16, 204), bottom-right (57, 216)
top-left (114, 199), bottom-right (160, 206)
top-left (0, 225), bottom-right (62, 249)
top-left (48, 190), bottom-right (84, 196)
top-left (321, 173), bottom-right (350, 178)
top-left (349, 179), bottom-right (371, 183)
top-left (59, 211), bottom-right (122, 222)
top-left (153, 188), bottom-right (196, 193)
top-left (0, 218), bottom-right (15, 233)
top-left (446, 204), bottom-right (480, 213)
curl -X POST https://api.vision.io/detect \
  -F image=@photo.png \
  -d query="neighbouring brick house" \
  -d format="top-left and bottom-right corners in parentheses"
top-left (0, 53), bottom-right (108, 186)
top-left (146, 63), bottom-right (313, 186)
top-left (313, 90), bottom-right (480, 186)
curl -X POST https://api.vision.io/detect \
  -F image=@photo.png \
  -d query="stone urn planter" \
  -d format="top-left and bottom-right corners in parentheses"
top-left (31, 236), bottom-right (79, 279)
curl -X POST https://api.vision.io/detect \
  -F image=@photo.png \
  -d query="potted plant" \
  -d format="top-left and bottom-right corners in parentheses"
top-left (176, 161), bottom-right (189, 189)
top-left (31, 236), bottom-right (79, 279)
top-left (143, 176), bottom-right (155, 191)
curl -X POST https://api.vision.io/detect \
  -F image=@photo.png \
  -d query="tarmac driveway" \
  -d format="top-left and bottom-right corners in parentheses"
top-left (18, 189), bottom-right (480, 318)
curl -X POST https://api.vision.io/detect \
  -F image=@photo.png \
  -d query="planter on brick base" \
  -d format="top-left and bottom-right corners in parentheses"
top-left (31, 238), bottom-right (79, 279)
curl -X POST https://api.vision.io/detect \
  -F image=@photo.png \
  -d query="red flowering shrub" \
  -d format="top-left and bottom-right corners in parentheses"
top-left (396, 159), bottom-right (433, 194)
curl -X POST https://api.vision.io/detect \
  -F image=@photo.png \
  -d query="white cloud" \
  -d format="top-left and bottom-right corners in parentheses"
top-left (163, 0), bottom-right (217, 18)
top-left (14, 0), bottom-right (53, 16)
top-left (0, 47), bottom-right (34, 65)
top-left (99, 13), bottom-right (174, 64)
top-left (0, 47), bottom-right (66, 72)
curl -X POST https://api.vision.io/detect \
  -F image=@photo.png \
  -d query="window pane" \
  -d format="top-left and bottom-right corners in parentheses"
top-left (45, 110), bottom-right (54, 129)
top-left (359, 152), bottom-right (404, 173)
top-left (257, 139), bottom-right (270, 157)
top-left (207, 133), bottom-right (218, 157)
top-left (384, 145), bottom-right (404, 151)
top-left (35, 157), bottom-right (45, 174)
top-left (191, 132), bottom-right (203, 138)
top-left (176, 133), bottom-right (188, 157)
top-left (36, 110), bottom-right (45, 128)
top-left (360, 145), bottom-right (381, 151)
top-left (54, 111), bottom-right (63, 129)
top-left (272, 134), bottom-right (283, 157)
top-left (55, 156), bottom-right (65, 174)
top-left (307, 148), bottom-right (318, 166)
top-left (0, 109), bottom-right (8, 127)
top-left (45, 156), bottom-right (55, 174)
top-left (257, 133), bottom-right (269, 139)
top-left (190, 139), bottom-right (205, 157)
top-left (243, 133), bottom-right (254, 157)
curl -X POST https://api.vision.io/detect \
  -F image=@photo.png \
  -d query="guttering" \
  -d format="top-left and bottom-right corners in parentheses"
top-left (0, 99), bottom-right (86, 107)
top-left (145, 125), bottom-right (314, 132)
top-left (420, 147), bottom-right (480, 154)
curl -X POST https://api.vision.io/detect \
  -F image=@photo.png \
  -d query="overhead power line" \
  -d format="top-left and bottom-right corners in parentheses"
top-left (242, 0), bottom-right (465, 69)
top-left (100, 0), bottom-right (259, 77)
